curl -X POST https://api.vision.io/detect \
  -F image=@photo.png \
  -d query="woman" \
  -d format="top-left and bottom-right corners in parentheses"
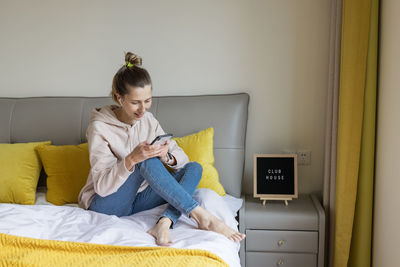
top-left (78, 52), bottom-right (245, 246)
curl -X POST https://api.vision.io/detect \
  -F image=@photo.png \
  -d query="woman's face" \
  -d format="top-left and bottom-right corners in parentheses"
top-left (119, 84), bottom-right (152, 121)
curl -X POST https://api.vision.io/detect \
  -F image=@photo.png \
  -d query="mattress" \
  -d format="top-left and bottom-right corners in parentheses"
top-left (0, 188), bottom-right (242, 267)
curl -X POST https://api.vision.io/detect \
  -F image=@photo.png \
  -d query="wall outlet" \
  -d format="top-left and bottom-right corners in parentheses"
top-left (282, 149), bottom-right (311, 165)
top-left (297, 150), bottom-right (311, 165)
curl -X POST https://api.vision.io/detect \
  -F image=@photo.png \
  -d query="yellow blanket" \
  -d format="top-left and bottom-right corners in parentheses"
top-left (0, 233), bottom-right (228, 267)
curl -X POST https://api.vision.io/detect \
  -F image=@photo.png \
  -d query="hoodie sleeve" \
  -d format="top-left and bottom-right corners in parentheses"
top-left (86, 123), bottom-right (135, 197)
top-left (152, 117), bottom-right (189, 170)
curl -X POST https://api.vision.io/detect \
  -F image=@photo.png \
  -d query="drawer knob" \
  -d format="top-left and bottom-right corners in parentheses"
top-left (276, 259), bottom-right (284, 266)
top-left (278, 239), bottom-right (286, 246)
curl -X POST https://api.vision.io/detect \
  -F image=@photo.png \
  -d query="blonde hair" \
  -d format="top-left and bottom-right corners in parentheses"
top-left (111, 52), bottom-right (152, 103)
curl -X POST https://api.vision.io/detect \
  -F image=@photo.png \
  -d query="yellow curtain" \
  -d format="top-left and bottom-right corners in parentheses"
top-left (334, 0), bottom-right (378, 267)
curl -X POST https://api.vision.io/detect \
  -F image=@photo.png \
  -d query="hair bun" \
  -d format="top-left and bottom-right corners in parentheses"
top-left (125, 52), bottom-right (142, 67)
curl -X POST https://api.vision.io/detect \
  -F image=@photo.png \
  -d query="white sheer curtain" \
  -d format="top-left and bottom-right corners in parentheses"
top-left (323, 0), bottom-right (342, 267)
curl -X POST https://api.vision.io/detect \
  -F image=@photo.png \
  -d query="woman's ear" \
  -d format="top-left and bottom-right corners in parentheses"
top-left (116, 94), bottom-right (123, 106)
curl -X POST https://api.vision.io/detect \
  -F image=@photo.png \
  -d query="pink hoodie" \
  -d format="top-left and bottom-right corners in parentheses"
top-left (78, 105), bottom-right (189, 210)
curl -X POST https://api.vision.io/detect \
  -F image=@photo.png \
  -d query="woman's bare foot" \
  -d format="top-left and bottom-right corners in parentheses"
top-left (190, 206), bottom-right (246, 242)
top-left (147, 217), bottom-right (173, 246)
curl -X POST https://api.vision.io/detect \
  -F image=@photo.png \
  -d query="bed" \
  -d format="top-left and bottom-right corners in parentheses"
top-left (0, 93), bottom-right (249, 267)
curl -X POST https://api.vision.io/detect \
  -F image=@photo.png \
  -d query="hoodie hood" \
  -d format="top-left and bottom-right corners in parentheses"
top-left (90, 105), bottom-right (134, 128)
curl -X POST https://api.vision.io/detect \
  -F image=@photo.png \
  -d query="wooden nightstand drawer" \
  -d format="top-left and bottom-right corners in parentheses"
top-left (239, 195), bottom-right (325, 267)
top-left (245, 230), bottom-right (318, 253)
top-left (246, 252), bottom-right (317, 267)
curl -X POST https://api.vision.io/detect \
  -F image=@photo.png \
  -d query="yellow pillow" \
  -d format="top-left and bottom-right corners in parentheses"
top-left (173, 128), bottom-right (226, 196)
top-left (36, 143), bottom-right (90, 205)
top-left (0, 141), bottom-right (51, 204)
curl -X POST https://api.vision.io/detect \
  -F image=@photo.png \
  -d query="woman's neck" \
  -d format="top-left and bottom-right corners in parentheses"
top-left (114, 107), bottom-right (135, 126)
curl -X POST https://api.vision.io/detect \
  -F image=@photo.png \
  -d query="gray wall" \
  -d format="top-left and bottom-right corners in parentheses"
top-left (0, 0), bottom-right (331, 196)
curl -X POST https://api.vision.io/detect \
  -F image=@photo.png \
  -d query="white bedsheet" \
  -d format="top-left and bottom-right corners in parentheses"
top-left (0, 188), bottom-right (242, 267)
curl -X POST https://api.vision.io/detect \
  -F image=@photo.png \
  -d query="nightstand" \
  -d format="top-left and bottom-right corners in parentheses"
top-left (239, 195), bottom-right (325, 267)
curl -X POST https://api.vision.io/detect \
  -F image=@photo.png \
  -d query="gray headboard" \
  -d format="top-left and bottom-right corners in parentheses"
top-left (0, 93), bottom-right (249, 197)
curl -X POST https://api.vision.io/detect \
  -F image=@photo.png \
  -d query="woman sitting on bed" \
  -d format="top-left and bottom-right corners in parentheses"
top-left (78, 52), bottom-right (245, 246)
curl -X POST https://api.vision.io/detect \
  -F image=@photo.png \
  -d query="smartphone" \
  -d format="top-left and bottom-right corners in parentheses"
top-left (150, 134), bottom-right (173, 160)
top-left (150, 133), bottom-right (173, 146)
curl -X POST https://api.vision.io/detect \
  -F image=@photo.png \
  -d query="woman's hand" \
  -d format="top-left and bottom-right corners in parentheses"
top-left (159, 140), bottom-right (177, 165)
top-left (132, 141), bottom-right (168, 162)
top-left (158, 140), bottom-right (170, 161)
top-left (125, 141), bottom-right (170, 171)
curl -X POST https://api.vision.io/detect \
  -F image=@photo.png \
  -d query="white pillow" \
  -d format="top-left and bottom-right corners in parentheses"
top-left (222, 193), bottom-right (243, 216)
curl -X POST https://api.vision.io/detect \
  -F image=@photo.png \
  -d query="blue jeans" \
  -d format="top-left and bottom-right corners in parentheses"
top-left (89, 158), bottom-right (202, 227)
